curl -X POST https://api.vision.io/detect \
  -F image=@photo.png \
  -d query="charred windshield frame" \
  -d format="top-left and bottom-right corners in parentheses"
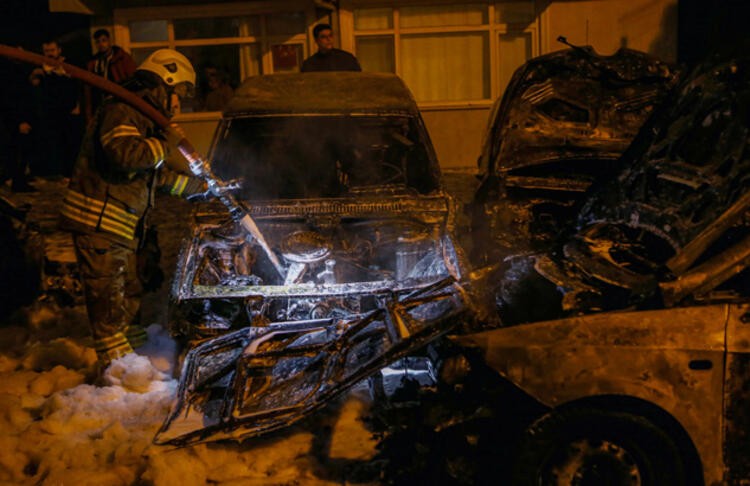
top-left (210, 114), bottom-right (440, 200)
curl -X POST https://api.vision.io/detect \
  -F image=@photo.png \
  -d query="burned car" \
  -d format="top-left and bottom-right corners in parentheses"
top-left (444, 56), bottom-right (750, 485)
top-left (497, 53), bottom-right (750, 321)
top-left (471, 43), bottom-right (678, 263)
top-left (159, 72), bottom-right (491, 445)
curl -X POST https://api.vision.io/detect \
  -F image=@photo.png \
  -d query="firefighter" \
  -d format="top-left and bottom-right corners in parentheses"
top-left (61, 49), bottom-right (206, 368)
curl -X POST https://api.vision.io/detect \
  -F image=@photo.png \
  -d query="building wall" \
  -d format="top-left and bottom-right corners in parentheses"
top-left (542, 0), bottom-right (678, 61)
top-left (173, 115), bottom-right (219, 156)
top-left (104, 0), bottom-right (678, 170)
top-left (422, 107), bottom-right (492, 170)
top-left (418, 0), bottom-right (677, 170)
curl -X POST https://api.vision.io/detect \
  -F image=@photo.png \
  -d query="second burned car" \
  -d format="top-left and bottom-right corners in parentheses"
top-left (158, 72), bottom-right (493, 445)
top-left (472, 43), bottom-right (678, 264)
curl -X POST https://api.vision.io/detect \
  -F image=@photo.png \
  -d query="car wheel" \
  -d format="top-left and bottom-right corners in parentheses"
top-left (512, 407), bottom-right (687, 486)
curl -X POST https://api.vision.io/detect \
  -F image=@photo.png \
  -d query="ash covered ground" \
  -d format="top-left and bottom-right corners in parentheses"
top-left (0, 170), bottom-right (478, 485)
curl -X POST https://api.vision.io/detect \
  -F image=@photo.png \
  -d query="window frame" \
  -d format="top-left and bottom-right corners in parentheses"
top-left (114, 1), bottom-right (316, 117)
top-left (344, 0), bottom-right (540, 108)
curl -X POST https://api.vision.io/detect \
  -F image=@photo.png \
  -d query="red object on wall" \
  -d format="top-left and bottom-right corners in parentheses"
top-left (272, 44), bottom-right (299, 70)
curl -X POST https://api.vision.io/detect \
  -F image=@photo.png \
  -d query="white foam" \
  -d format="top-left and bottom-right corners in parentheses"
top-left (0, 315), bottom-right (374, 484)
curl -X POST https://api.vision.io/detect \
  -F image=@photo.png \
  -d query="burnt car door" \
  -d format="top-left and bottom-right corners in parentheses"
top-left (724, 303), bottom-right (750, 482)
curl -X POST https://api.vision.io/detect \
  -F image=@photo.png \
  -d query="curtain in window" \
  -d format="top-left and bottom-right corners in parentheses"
top-left (356, 36), bottom-right (395, 73)
top-left (401, 32), bottom-right (489, 101)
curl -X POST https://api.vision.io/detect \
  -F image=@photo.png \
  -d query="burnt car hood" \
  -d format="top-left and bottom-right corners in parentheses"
top-left (172, 190), bottom-right (462, 302)
top-left (157, 276), bottom-right (471, 445)
top-left (494, 55), bottom-right (750, 323)
top-left (479, 46), bottom-right (677, 184)
top-left (470, 47), bottom-right (678, 265)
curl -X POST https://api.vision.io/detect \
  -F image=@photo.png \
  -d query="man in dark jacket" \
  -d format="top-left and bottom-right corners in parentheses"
top-left (0, 61), bottom-right (37, 192)
top-left (301, 24), bottom-right (361, 72)
top-left (62, 49), bottom-right (206, 367)
top-left (36, 39), bottom-right (81, 178)
top-left (85, 29), bottom-right (137, 122)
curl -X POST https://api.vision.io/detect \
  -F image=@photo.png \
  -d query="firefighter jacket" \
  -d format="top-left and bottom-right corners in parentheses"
top-left (61, 92), bottom-right (204, 248)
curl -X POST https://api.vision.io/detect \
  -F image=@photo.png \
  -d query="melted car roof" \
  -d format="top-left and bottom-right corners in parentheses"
top-left (224, 72), bottom-right (419, 116)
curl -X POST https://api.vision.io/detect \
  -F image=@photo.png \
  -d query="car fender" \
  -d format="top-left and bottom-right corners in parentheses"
top-left (454, 304), bottom-right (727, 484)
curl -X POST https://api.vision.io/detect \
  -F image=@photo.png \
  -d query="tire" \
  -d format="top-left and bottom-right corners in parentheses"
top-left (511, 407), bottom-right (687, 486)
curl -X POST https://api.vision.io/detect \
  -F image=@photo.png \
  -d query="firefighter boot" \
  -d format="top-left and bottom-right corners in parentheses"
top-left (125, 324), bottom-right (149, 351)
top-left (91, 331), bottom-right (135, 385)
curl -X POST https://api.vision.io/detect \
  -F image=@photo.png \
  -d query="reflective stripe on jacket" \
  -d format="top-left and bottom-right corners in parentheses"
top-left (94, 331), bottom-right (134, 365)
top-left (61, 91), bottom-right (204, 246)
top-left (62, 188), bottom-right (139, 240)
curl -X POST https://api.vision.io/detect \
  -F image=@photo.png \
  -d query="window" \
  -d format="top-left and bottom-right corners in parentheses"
top-left (212, 115), bottom-right (437, 199)
top-left (353, 1), bottom-right (537, 104)
top-left (123, 11), bottom-right (309, 113)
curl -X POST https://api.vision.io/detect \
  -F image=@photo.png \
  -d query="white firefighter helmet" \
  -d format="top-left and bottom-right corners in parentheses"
top-left (137, 49), bottom-right (196, 91)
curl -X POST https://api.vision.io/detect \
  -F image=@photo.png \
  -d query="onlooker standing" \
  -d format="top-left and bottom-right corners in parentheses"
top-left (35, 39), bottom-right (82, 179)
top-left (17, 70), bottom-right (44, 184)
top-left (203, 70), bottom-right (233, 111)
top-left (0, 58), bottom-right (39, 191)
top-left (85, 29), bottom-right (137, 122)
top-left (301, 24), bottom-right (361, 73)
top-left (5, 107), bottom-right (38, 192)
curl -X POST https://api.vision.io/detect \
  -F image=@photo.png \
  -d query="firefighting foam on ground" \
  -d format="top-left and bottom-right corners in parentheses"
top-left (0, 292), bottom-right (379, 484)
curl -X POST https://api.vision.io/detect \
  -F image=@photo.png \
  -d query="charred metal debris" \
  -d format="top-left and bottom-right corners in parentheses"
top-left (472, 46), bottom-right (678, 263)
top-left (496, 55), bottom-right (750, 323)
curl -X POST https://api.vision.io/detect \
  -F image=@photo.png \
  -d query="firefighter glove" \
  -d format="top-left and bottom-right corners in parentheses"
top-left (165, 123), bottom-right (187, 148)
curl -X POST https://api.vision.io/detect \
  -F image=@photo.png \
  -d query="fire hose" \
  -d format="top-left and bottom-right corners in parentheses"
top-left (0, 45), bottom-right (285, 277)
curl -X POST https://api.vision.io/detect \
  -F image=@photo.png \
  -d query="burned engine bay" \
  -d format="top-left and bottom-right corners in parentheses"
top-left (169, 79), bottom-right (462, 339)
top-left (171, 193), bottom-right (463, 339)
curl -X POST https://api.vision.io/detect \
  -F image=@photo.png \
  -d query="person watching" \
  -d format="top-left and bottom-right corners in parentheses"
top-left (301, 23), bottom-right (361, 72)
top-left (36, 39), bottom-right (81, 179)
top-left (85, 29), bottom-right (137, 121)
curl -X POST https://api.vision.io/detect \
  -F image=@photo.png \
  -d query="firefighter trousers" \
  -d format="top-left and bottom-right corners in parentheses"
top-left (73, 233), bottom-right (148, 364)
